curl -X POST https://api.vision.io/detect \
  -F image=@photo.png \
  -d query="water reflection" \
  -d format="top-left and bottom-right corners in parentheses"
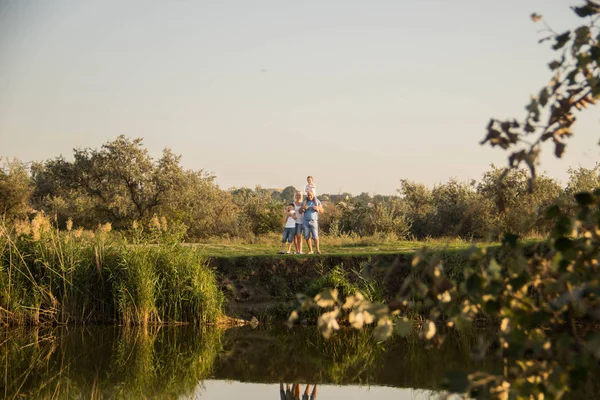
top-left (0, 325), bottom-right (504, 399)
top-left (279, 383), bottom-right (318, 400)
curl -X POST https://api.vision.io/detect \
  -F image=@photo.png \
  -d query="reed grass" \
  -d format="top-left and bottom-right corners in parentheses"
top-left (0, 215), bottom-right (223, 326)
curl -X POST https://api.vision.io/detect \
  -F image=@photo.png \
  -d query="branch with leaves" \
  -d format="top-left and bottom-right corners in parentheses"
top-left (481, 1), bottom-right (600, 191)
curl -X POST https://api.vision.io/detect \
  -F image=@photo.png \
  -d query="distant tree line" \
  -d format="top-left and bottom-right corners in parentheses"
top-left (1, 135), bottom-right (598, 240)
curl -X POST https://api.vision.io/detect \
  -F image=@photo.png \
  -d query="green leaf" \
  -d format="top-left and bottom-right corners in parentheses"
top-left (539, 87), bottom-right (550, 106)
top-left (502, 233), bottom-right (519, 248)
top-left (572, 4), bottom-right (600, 18)
top-left (546, 204), bottom-right (561, 218)
top-left (443, 370), bottom-right (470, 393)
top-left (552, 31), bottom-right (571, 50)
top-left (548, 60), bottom-right (562, 70)
top-left (555, 141), bottom-right (566, 158)
top-left (394, 317), bottom-right (412, 337)
top-left (575, 192), bottom-right (595, 206)
top-left (555, 237), bottom-right (573, 252)
top-left (466, 273), bottom-right (482, 292)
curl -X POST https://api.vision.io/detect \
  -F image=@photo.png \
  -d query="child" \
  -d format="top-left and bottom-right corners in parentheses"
top-left (305, 176), bottom-right (317, 199)
top-left (293, 191), bottom-right (304, 254)
top-left (278, 203), bottom-right (296, 254)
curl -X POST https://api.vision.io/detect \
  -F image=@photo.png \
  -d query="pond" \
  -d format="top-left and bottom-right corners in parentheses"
top-left (1, 324), bottom-right (593, 399)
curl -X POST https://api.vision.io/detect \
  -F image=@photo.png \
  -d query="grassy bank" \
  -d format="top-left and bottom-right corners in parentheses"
top-left (209, 246), bottom-right (496, 321)
top-left (0, 218), bottom-right (223, 326)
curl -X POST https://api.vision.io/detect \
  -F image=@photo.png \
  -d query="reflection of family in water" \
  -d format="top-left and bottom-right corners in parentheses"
top-left (279, 383), bottom-right (318, 400)
top-left (279, 176), bottom-right (323, 255)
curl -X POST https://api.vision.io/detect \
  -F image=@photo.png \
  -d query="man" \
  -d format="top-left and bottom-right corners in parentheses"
top-left (302, 190), bottom-right (323, 254)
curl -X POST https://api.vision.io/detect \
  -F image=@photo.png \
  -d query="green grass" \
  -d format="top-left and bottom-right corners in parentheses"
top-left (0, 219), bottom-right (223, 326)
top-left (192, 233), bottom-right (481, 257)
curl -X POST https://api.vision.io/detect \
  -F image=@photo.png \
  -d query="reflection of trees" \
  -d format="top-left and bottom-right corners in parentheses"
top-left (280, 383), bottom-right (318, 400)
top-left (1, 326), bottom-right (221, 399)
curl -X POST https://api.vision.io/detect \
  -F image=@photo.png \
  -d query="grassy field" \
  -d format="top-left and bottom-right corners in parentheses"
top-left (192, 233), bottom-right (482, 257)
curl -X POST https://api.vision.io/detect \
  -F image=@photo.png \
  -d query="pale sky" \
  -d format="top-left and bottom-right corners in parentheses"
top-left (1, 0), bottom-right (599, 195)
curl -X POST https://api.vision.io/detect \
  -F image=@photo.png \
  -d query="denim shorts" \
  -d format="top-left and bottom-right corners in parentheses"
top-left (295, 223), bottom-right (303, 235)
top-left (282, 227), bottom-right (295, 243)
top-left (303, 220), bottom-right (319, 240)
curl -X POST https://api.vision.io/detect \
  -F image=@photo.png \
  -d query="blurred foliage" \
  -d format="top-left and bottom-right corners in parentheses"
top-left (293, 3), bottom-right (600, 397)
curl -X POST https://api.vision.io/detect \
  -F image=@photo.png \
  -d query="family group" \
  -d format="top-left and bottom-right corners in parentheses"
top-left (278, 176), bottom-right (323, 254)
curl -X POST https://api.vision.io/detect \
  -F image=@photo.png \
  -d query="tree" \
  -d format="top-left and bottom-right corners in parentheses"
top-left (34, 136), bottom-right (185, 228)
top-left (0, 158), bottom-right (33, 220)
top-left (281, 186), bottom-right (298, 203)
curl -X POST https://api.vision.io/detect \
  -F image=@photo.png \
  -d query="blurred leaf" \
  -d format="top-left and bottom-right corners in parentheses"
top-left (423, 320), bottom-right (437, 340)
top-left (373, 318), bottom-right (393, 341)
top-left (395, 317), bottom-right (412, 337)
top-left (466, 273), bottom-right (482, 292)
top-left (555, 237), bottom-right (573, 252)
top-left (443, 370), bottom-right (470, 393)
top-left (546, 204), bottom-right (561, 219)
top-left (552, 31), bottom-right (571, 50)
top-left (548, 60), bottom-right (562, 70)
top-left (530, 13), bottom-right (542, 22)
top-left (315, 288), bottom-right (338, 308)
top-left (502, 233), bottom-right (519, 248)
top-left (572, 3), bottom-right (600, 18)
top-left (555, 141), bottom-right (566, 158)
top-left (574, 192), bottom-right (595, 206)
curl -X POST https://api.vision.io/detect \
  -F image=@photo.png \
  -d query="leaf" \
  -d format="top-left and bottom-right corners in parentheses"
top-left (466, 273), bottom-right (482, 292)
top-left (502, 233), bottom-right (519, 248)
top-left (539, 87), bottom-right (550, 106)
top-left (555, 237), bottom-right (573, 252)
top-left (373, 318), bottom-right (393, 341)
top-left (572, 4), bottom-right (600, 18)
top-left (574, 192), bottom-right (595, 206)
top-left (548, 60), bottom-right (562, 70)
top-left (423, 320), bottom-right (437, 340)
top-left (349, 310), bottom-right (365, 329)
top-left (554, 141), bottom-right (566, 158)
top-left (314, 288), bottom-right (338, 308)
top-left (443, 370), bottom-right (470, 393)
top-left (395, 317), bottom-right (412, 337)
top-left (288, 310), bottom-right (299, 323)
top-left (552, 31), bottom-right (571, 50)
top-left (500, 318), bottom-right (511, 332)
top-left (317, 309), bottom-right (340, 339)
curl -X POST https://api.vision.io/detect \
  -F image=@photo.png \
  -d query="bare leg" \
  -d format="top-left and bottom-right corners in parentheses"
top-left (315, 238), bottom-right (320, 254)
top-left (311, 385), bottom-right (318, 400)
top-left (306, 238), bottom-right (313, 254)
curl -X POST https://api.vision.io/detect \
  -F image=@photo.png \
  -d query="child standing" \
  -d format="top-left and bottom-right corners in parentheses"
top-left (293, 191), bottom-right (304, 254)
top-left (279, 203), bottom-right (296, 254)
top-left (305, 176), bottom-right (317, 199)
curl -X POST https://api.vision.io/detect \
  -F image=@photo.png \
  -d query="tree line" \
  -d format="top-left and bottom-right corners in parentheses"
top-left (1, 135), bottom-right (598, 241)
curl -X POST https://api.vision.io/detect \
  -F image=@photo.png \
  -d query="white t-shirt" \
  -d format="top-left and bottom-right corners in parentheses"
top-left (294, 204), bottom-right (304, 224)
top-left (285, 214), bottom-right (296, 228)
top-left (305, 183), bottom-right (317, 197)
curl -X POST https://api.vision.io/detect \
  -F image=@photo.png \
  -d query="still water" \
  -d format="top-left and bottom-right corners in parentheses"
top-left (2, 325), bottom-right (499, 399)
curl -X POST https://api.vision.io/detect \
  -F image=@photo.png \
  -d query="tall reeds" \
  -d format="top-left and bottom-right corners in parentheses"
top-left (0, 214), bottom-right (223, 326)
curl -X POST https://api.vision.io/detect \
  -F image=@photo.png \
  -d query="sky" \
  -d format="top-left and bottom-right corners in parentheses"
top-left (1, 0), bottom-right (599, 195)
